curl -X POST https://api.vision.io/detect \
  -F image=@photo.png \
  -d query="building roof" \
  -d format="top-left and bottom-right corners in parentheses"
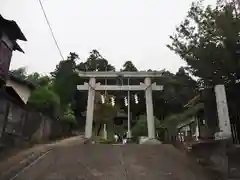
top-left (0, 15), bottom-right (27, 41)
top-left (8, 72), bottom-right (36, 90)
top-left (4, 86), bottom-right (26, 105)
top-left (13, 41), bottom-right (25, 53)
top-left (177, 103), bottom-right (204, 128)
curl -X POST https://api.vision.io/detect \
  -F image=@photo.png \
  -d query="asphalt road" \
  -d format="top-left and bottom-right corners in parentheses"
top-left (8, 143), bottom-right (212, 180)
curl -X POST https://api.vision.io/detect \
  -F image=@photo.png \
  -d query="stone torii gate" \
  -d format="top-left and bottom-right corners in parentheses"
top-left (77, 71), bottom-right (164, 139)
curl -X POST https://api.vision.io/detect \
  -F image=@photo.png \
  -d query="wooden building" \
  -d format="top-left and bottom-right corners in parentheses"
top-left (0, 15), bottom-right (27, 85)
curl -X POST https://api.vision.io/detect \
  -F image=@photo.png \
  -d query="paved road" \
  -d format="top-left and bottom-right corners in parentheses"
top-left (9, 143), bottom-right (211, 180)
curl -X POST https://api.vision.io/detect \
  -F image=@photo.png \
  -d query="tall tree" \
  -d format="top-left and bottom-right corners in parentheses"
top-left (74, 50), bottom-right (116, 117)
top-left (28, 86), bottom-right (60, 117)
top-left (150, 68), bottom-right (198, 121)
top-left (77, 49), bottom-right (115, 72)
top-left (10, 67), bottom-right (51, 87)
top-left (132, 115), bottom-right (164, 138)
top-left (26, 72), bottom-right (40, 84)
top-left (51, 52), bottom-right (80, 111)
top-left (93, 92), bottom-right (119, 137)
top-left (10, 67), bottom-right (27, 79)
top-left (167, 1), bottom-right (240, 86)
top-left (26, 73), bottom-right (51, 87)
top-left (121, 61), bottom-right (138, 72)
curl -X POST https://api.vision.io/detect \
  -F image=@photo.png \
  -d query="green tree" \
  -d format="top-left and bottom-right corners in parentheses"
top-left (77, 49), bottom-right (115, 71)
top-left (10, 67), bottom-right (27, 79)
top-left (62, 104), bottom-right (77, 124)
top-left (118, 61), bottom-right (140, 118)
top-left (149, 68), bottom-right (198, 122)
top-left (26, 73), bottom-right (51, 87)
top-left (163, 68), bottom-right (197, 112)
top-left (167, 1), bottom-right (240, 86)
top-left (93, 92), bottom-right (119, 137)
top-left (121, 61), bottom-right (138, 72)
top-left (28, 87), bottom-right (60, 117)
top-left (132, 115), bottom-right (164, 138)
top-left (37, 76), bottom-right (51, 87)
top-left (11, 67), bottom-right (51, 87)
top-left (74, 50), bottom-right (116, 123)
top-left (51, 52), bottom-right (80, 111)
top-left (26, 72), bottom-right (40, 84)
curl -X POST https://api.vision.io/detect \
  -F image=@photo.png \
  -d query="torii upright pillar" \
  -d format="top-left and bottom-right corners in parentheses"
top-left (144, 77), bottom-right (155, 139)
top-left (85, 77), bottom-right (96, 138)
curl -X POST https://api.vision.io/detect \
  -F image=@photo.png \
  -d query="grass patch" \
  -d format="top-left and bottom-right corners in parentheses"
top-left (93, 136), bottom-right (115, 144)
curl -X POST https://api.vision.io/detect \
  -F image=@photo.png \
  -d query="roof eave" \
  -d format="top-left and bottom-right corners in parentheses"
top-left (8, 73), bottom-right (36, 90)
top-left (0, 15), bottom-right (27, 42)
top-left (13, 42), bottom-right (24, 53)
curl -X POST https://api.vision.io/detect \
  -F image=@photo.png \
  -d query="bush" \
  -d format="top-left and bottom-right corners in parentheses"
top-left (132, 115), bottom-right (164, 137)
top-left (94, 137), bottom-right (114, 144)
top-left (28, 87), bottom-right (60, 117)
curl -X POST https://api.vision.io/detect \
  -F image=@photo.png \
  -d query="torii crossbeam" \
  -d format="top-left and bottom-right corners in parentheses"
top-left (77, 71), bottom-right (164, 139)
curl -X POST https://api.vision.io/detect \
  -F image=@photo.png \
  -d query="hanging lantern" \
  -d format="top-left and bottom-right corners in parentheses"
top-left (134, 94), bottom-right (139, 104)
top-left (111, 96), bottom-right (115, 106)
top-left (124, 96), bottom-right (128, 106)
top-left (101, 94), bottom-right (105, 104)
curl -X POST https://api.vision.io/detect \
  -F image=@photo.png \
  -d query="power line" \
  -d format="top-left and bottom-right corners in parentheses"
top-left (38, 0), bottom-right (64, 60)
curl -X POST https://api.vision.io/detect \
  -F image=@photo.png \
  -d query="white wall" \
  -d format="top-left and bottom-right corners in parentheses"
top-left (6, 79), bottom-right (31, 104)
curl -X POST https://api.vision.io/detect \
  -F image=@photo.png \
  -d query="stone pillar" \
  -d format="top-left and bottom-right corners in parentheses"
top-left (214, 84), bottom-right (232, 139)
top-left (103, 124), bottom-right (107, 140)
top-left (127, 90), bottom-right (131, 138)
top-left (85, 77), bottom-right (96, 139)
top-left (144, 77), bottom-right (155, 139)
top-left (195, 117), bottom-right (199, 141)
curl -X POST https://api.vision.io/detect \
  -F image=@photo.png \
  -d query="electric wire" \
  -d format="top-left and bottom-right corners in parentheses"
top-left (38, 0), bottom-right (64, 61)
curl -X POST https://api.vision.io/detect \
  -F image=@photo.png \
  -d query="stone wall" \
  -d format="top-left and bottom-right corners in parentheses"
top-left (185, 139), bottom-right (240, 179)
top-left (228, 145), bottom-right (240, 179)
top-left (31, 115), bottom-right (52, 143)
top-left (187, 139), bottom-right (231, 180)
top-left (0, 98), bottom-right (7, 139)
top-left (0, 95), bottom-right (62, 150)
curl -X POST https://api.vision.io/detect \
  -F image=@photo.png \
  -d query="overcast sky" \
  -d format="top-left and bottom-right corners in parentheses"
top-left (1, 0), bottom-right (215, 75)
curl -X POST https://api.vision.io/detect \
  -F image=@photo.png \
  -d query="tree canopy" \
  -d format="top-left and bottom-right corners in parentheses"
top-left (28, 86), bottom-right (60, 118)
top-left (51, 52), bottom-right (80, 111)
top-left (167, 0), bottom-right (240, 86)
top-left (121, 61), bottom-right (138, 72)
top-left (132, 115), bottom-right (164, 137)
top-left (77, 50), bottom-right (115, 72)
top-left (12, 48), bottom-right (198, 135)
